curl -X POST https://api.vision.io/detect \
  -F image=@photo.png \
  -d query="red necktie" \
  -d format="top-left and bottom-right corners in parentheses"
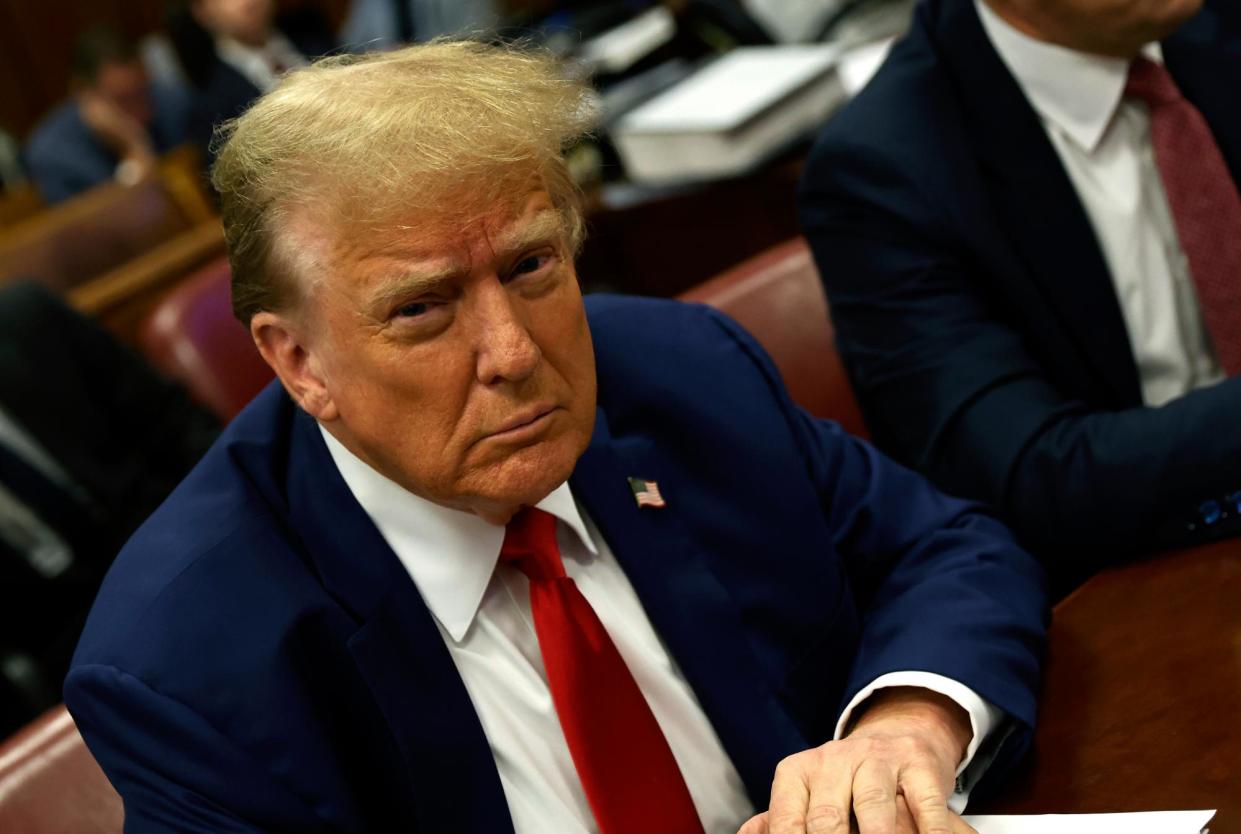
top-left (500, 508), bottom-right (705, 834)
top-left (1125, 56), bottom-right (1241, 376)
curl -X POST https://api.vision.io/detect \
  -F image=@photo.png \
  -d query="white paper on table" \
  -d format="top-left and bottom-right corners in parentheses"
top-left (963, 810), bottom-right (1217, 834)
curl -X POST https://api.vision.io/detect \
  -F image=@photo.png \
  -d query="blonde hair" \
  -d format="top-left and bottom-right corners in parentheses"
top-left (211, 40), bottom-right (597, 325)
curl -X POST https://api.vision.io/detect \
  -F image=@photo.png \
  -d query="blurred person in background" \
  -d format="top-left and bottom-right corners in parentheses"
top-left (168, 0), bottom-right (335, 155)
top-left (23, 26), bottom-right (191, 204)
top-left (340, 0), bottom-right (501, 50)
top-left (501, 0), bottom-right (772, 48)
top-left (799, 0), bottom-right (1241, 591)
top-left (0, 282), bottom-right (218, 736)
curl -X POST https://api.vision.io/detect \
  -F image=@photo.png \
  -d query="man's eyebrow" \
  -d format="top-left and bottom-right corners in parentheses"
top-left (494, 211), bottom-right (567, 255)
top-left (361, 211), bottom-right (566, 314)
top-left (365, 264), bottom-right (459, 313)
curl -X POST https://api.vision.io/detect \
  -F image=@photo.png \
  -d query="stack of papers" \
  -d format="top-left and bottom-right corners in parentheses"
top-left (577, 7), bottom-right (677, 76)
top-left (963, 810), bottom-right (1217, 833)
top-left (611, 45), bottom-right (845, 183)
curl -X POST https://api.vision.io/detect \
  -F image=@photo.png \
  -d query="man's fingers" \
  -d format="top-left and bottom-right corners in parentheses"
top-left (950, 813), bottom-right (979, 834)
top-left (803, 750), bottom-right (853, 834)
top-left (897, 765), bottom-right (952, 834)
top-left (851, 758), bottom-right (899, 834)
top-left (738, 812), bottom-right (770, 834)
top-left (767, 757), bottom-right (811, 834)
top-left (895, 796), bottom-right (918, 834)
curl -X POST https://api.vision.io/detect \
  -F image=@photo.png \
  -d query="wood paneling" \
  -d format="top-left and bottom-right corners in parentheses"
top-left (0, 0), bottom-right (163, 140)
top-left (0, 0), bottom-right (351, 141)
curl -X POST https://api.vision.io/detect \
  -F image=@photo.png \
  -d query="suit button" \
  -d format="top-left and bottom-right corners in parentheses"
top-left (1199, 499), bottom-right (1222, 525)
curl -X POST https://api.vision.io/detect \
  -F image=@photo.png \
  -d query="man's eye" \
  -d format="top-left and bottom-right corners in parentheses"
top-left (394, 302), bottom-right (430, 318)
top-left (512, 254), bottom-right (550, 277)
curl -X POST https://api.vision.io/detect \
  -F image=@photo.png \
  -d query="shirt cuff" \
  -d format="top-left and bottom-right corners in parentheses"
top-left (832, 671), bottom-right (1004, 813)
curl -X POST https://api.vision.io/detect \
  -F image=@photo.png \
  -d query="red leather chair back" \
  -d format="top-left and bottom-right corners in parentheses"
top-left (141, 256), bottom-right (275, 422)
top-left (0, 706), bottom-right (123, 833)
top-left (679, 238), bottom-right (868, 437)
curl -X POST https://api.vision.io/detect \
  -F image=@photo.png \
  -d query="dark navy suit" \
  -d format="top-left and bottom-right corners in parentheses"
top-left (799, 0), bottom-right (1241, 581)
top-left (66, 297), bottom-right (1045, 833)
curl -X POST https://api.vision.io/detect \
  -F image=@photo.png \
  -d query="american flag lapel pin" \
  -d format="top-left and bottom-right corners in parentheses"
top-left (627, 477), bottom-right (667, 509)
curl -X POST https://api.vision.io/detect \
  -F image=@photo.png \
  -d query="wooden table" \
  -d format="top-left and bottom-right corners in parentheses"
top-left (976, 539), bottom-right (1241, 831)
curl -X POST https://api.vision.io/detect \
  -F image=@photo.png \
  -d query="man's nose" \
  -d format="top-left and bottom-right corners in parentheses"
top-left (472, 281), bottom-right (541, 385)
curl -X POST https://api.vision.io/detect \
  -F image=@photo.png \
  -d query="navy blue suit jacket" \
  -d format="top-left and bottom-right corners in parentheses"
top-left (799, 0), bottom-right (1241, 579)
top-left (186, 18), bottom-right (335, 160)
top-left (66, 297), bottom-right (1045, 833)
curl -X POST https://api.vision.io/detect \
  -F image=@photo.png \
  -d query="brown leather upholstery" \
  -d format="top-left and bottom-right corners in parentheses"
top-left (71, 220), bottom-right (227, 347)
top-left (0, 148), bottom-right (214, 294)
top-left (0, 183), bottom-right (43, 228)
top-left (0, 706), bottom-right (122, 833)
top-left (0, 177), bottom-right (189, 292)
top-left (140, 256), bottom-right (275, 422)
top-left (679, 238), bottom-right (868, 437)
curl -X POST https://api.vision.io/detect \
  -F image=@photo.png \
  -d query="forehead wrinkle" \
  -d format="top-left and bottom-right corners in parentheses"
top-left (364, 263), bottom-right (461, 314)
top-left (366, 206), bottom-right (567, 303)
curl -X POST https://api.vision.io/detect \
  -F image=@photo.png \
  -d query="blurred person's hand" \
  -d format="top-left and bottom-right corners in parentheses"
top-left (79, 91), bottom-right (156, 182)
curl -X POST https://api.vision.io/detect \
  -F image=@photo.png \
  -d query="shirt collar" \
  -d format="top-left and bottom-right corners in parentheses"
top-left (974, 0), bottom-right (1162, 153)
top-left (214, 32), bottom-right (305, 92)
top-left (319, 425), bottom-right (598, 642)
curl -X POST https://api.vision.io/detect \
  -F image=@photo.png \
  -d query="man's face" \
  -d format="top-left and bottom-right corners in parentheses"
top-left (287, 190), bottom-right (597, 523)
top-left (94, 61), bottom-right (152, 126)
top-left (995, 0), bottom-right (1202, 54)
top-left (194, 0), bottom-right (275, 46)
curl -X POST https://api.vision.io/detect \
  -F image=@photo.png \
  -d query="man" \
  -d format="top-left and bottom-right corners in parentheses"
top-left (798, 0), bottom-right (1241, 584)
top-left (340, 0), bottom-right (500, 49)
top-left (24, 27), bottom-right (190, 203)
top-left (174, 0), bottom-right (334, 154)
top-left (0, 282), bottom-right (218, 734)
top-left (66, 43), bottom-right (1045, 834)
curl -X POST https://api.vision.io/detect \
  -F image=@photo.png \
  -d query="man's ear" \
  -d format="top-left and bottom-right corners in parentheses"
top-left (251, 311), bottom-right (339, 421)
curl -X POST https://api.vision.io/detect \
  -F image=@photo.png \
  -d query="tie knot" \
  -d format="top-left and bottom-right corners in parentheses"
top-left (1125, 56), bottom-right (1182, 107)
top-left (500, 507), bottom-right (565, 582)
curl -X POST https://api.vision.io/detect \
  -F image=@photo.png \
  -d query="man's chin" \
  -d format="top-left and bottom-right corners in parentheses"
top-left (469, 434), bottom-right (586, 512)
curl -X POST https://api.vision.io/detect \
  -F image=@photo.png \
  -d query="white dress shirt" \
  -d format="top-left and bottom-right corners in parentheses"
top-left (322, 427), bottom-right (998, 830)
top-left (976, 0), bottom-right (1225, 406)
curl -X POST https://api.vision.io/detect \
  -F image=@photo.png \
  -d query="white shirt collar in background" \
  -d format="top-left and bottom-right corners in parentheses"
top-left (319, 425), bottom-right (597, 642)
top-left (975, 0), bottom-right (1161, 153)
top-left (215, 31), bottom-right (308, 93)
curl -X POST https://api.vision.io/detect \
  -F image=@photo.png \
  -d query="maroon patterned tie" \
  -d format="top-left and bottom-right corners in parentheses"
top-left (500, 508), bottom-right (705, 834)
top-left (1124, 57), bottom-right (1241, 376)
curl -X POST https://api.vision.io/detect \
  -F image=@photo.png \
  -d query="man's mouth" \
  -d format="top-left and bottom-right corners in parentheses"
top-left (485, 405), bottom-right (559, 443)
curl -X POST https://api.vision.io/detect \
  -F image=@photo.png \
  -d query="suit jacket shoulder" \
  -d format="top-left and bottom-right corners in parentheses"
top-left (798, 0), bottom-right (1241, 564)
top-left (68, 297), bottom-right (1046, 831)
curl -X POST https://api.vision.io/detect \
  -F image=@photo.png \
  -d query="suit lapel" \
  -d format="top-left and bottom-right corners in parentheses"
top-left (274, 402), bottom-right (812, 822)
top-left (283, 409), bottom-right (514, 834)
top-left (928, 0), bottom-right (1143, 405)
top-left (569, 409), bottom-right (807, 807)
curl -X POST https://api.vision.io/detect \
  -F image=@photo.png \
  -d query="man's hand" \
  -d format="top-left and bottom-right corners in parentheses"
top-left (738, 687), bottom-right (977, 834)
top-left (78, 92), bottom-right (156, 182)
